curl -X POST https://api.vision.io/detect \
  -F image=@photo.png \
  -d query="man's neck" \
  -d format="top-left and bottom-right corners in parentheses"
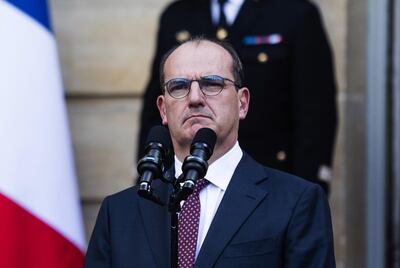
top-left (174, 141), bottom-right (242, 181)
top-left (174, 140), bottom-right (238, 165)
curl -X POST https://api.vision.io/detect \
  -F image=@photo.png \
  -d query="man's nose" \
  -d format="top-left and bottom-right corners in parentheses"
top-left (187, 81), bottom-right (205, 104)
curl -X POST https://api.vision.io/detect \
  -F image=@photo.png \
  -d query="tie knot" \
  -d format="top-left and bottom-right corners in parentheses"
top-left (193, 178), bottom-right (209, 194)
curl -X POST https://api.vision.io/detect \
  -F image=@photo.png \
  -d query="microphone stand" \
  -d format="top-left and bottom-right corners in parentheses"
top-left (138, 127), bottom-right (215, 268)
top-left (137, 173), bottom-right (193, 268)
top-left (168, 177), bottom-right (182, 268)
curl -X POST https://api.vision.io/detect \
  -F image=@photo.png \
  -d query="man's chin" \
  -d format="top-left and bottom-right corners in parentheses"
top-left (186, 123), bottom-right (213, 136)
top-left (175, 123), bottom-right (216, 150)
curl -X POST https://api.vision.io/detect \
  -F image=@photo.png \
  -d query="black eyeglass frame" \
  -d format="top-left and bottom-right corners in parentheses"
top-left (162, 75), bottom-right (241, 99)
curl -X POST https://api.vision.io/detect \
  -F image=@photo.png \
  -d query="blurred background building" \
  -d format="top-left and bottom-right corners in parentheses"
top-left (49, 0), bottom-right (400, 267)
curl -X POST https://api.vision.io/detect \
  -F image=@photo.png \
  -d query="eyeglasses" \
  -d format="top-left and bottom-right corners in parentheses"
top-left (163, 75), bottom-right (240, 99)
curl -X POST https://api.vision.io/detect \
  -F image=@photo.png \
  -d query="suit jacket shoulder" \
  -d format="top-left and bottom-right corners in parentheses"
top-left (195, 153), bottom-right (335, 267)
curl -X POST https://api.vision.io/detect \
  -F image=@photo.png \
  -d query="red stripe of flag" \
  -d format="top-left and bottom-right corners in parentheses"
top-left (0, 193), bottom-right (84, 268)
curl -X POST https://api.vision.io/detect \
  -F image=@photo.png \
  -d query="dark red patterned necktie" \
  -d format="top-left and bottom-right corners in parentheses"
top-left (178, 178), bottom-right (209, 268)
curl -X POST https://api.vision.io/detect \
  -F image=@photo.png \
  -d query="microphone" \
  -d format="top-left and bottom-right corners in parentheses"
top-left (137, 125), bottom-right (171, 200)
top-left (179, 128), bottom-right (217, 199)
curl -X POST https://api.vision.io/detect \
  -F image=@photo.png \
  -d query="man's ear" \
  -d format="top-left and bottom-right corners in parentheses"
top-left (157, 95), bottom-right (168, 125)
top-left (238, 87), bottom-right (250, 120)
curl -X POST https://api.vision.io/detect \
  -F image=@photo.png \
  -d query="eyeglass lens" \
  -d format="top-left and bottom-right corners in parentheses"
top-left (166, 75), bottom-right (229, 98)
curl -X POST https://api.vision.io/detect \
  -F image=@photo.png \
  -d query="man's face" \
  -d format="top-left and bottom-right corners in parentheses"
top-left (157, 41), bottom-right (249, 154)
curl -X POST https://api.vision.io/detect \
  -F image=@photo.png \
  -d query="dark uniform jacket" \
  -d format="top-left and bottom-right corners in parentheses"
top-left (85, 153), bottom-right (335, 267)
top-left (138, 0), bottom-right (337, 192)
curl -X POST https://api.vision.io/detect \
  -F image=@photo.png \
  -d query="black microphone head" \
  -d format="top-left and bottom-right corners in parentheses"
top-left (191, 128), bottom-right (217, 155)
top-left (146, 125), bottom-right (172, 150)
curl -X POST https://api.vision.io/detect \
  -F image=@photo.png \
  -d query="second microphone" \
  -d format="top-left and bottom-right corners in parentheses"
top-left (179, 127), bottom-right (217, 199)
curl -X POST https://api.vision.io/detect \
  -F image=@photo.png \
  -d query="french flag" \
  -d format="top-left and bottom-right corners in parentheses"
top-left (0, 0), bottom-right (85, 267)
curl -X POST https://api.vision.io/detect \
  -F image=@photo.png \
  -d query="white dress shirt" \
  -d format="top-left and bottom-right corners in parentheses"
top-left (211, 0), bottom-right (245, 26)
top-left (174, 141), bottom-right (243, 258)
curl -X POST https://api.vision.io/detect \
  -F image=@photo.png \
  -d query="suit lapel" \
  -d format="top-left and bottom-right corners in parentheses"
top-left (195, 154), bottom-right (269, 267)
top-left (138, 179), bottom-right (172, 268)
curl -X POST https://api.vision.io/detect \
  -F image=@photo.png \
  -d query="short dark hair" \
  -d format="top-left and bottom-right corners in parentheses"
top-left (159, 36), bottom-right (244, 92)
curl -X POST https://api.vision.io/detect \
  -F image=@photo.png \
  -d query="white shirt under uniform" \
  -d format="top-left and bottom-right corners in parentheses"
top-left (174, 141), bottom-right (243, 259)
top-left (210, 0), bottom-right (245, 26)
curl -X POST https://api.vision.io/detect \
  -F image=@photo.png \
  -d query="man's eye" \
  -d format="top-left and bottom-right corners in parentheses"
top-left (202, 80), bottom-right (223, 89)
top-left (170, 82), bottom-right (188, 91)
top-left (204, 81), bottom-right (222, 86)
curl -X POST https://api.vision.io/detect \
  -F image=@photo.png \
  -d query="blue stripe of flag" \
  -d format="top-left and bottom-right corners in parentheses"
top-left (5, 0), bottom-right (51, 32)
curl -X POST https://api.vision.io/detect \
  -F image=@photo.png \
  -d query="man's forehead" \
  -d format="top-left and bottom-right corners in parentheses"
top-left (164, 41), bottom-right (232, 76)
top-left (168, 40), bottom-right (230, 63)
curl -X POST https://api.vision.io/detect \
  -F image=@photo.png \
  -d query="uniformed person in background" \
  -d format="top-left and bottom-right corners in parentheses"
top-left (138, 0), bottom-right (337, 194)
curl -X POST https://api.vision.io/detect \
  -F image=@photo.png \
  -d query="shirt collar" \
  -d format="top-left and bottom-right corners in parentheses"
top-left (210, 0), bottom-right (246, 25)
top-left (174, 141), bottom-right (243, 191)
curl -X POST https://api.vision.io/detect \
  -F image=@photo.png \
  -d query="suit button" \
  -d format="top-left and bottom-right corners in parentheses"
top-left (257, 52), bottom-right (268, 63)
top-left (176, 30), bottom-right (190, 43)
top-left (276, 150), bottom-right (287, 161)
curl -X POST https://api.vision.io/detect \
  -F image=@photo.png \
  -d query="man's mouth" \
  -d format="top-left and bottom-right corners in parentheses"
top-left (183, 114), bottom-right (212, 123)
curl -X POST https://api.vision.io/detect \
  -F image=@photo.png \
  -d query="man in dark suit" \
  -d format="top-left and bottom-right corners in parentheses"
top-left (85, 37), bottom-right (335, 267)
top-left (138, 0), bottom-right (338, 194)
